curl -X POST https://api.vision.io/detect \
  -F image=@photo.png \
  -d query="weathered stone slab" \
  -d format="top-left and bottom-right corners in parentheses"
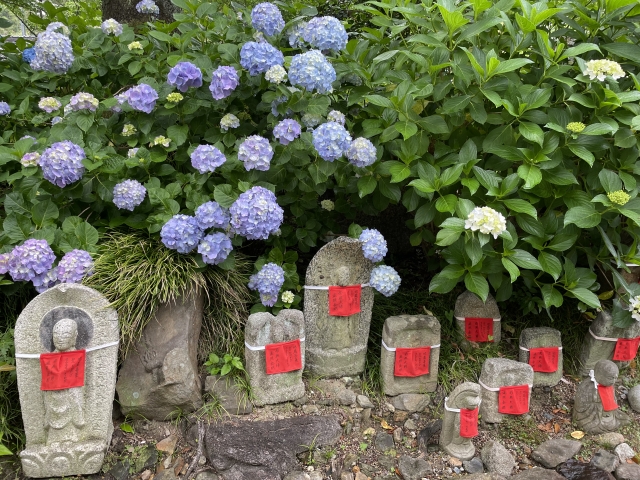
top-left (454, 291), bottom-right (501, 344)
top-left (481, 441), bottom-right (515, 477)
top-left (380, 314), bottom-right (440, 396)
top-left (304, 237), bottom-right (375, 377)
top-left (519, 327), bottom-right (563, 387)
top-left (204, 376), bottom-right (252, 415)
top-left (513, 469), bottom-right (565, 479)
top-left (245, 309), bottom-right (305, 406)
top-left (531, 439), bottom-right (582, 468)
top-left (15, 284), bottom-right (119, 478)
top-left (440, 382), bottom-right (481, 461)
top-left (478, 358), bottom-right (533, 424)
top-left (557, 459), bottom-right (615, 480)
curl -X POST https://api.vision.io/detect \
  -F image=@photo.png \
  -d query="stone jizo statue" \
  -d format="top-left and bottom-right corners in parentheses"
top-left (440, 382), bottom-right (481, 460)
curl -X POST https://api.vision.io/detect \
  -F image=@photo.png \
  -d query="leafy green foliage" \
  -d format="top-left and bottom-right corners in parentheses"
top-left (204, 352), bottom-right (245, 376)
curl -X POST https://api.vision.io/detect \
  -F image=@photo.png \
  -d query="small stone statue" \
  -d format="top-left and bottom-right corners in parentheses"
top-left (573, 359), bottom-right (630, 434)
top-left (439, 382), bottom-right (481, 460)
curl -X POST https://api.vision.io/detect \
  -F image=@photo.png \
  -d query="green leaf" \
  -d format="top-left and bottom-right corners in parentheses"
top-left (440, 264), bottom-right (466, 280)
top-left (517, 164), bottom-right (542, 189)
top-left (441, 95), bottom-right (472, 114)
top-left (429, 271), bottom-right (460, 293)
top-left (149, 30), bottom-right (172, 42)
top-left (120, 422), bottom-right (134, 434)
top-left (569, 288), bottom-right (601, 309)
top-left (435, 194), bottom-right (457, 213)
top-left (465, 237), bottom-right (482, 266)
top-left (501, 258), bottom-right (520, 283)
top-left (489, 58), bottom-right (533, 77)
top-left (603, 42), bottom-right (640, 64)
top-left (75, 222), bottom-right (99, 248)
top-left (389, 163), bottom-right (412, 183)
top-left (502, 199), bottom-right (537, 218)
top-left (541, 285), bottom-right (563, 308)
top-left (519, 122), bottom-right (544, 146)
top-left (436, 228), bottom-right (462, 246)
top-left (395, 121), bottom-right (418, 140)
top-left (568, 145), bottom-right (595, 166)
top-left (348, 223), bottom-right (363, 238)
top-left (414, 203), bottom-right (435, 228)
top-left (214, 184), bottom-right (237, 208)
top-left (509, 249), bottom-right (543, 270)
top-left (167, 125), bottom-right (189, 146)
top-left (538, 252), bottom-right (562, 281)
top-left (464, 272), bottom-right (489, 301)
top-left (358, 176), bottom-right (377, 198)
top-left (598, 169), bottom-right (622, 193)
top-left (581, 123), bottom-right (615, 136)
top-left (364, 95), bottom-right (394, 109)
top-left (31, 200), bottom-right (59, 228)
top-left (565, 205), bottom-right (602, 228)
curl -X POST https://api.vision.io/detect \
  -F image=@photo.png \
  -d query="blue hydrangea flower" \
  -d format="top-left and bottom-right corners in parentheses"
top-left (312, 122), bottom-right (351, 161)
top-left (190, 145), bottom-right (226, 173)
top-left (69, 92), bottom-right (99, 112)
top-left (40, 141), bottom-right (86, 187)
top-left (370, 265), bottom-right (401, 297)
top-left (288, 50), bottom-right (336, 94)
top-left (198, 233), bottom-right (233, 265)
top-left (120, 84), bottom-right (158, 113)
top-left (303, 16), bottom-right (348, 52)
top-left (327, 110), bottom-right (345, 125)
top-left (359, 228), bottom-right (387, 262)
top-left (51, 116), bottom-right (63, 125)
top-left (0, 102), bottom-right (10, 116)
top-left (251, 2), bottom-right (285, 36)
top-left (8, 239), bottom-right (56, 288)
top-left (288, 22), bottom-right (307, 48)
top-left (136, 0), bottom-right (159, 14)
top-left (160, 214), bottom-right (203, 254)
top-left (346, 137), bottom-right (377, 167)
top-left (238, 135), bottom-right (273, 171)
top-left (113, 179), bottom-right (147, 211)
top-left (0, 253), bottom-right (11, 275)
top-left (230, 186), bottom-right (283, 240)
top-left (31, 27), bottom-right (74, 74)
top-left (195, 201), bottom-right (230, 230)
top-left (273, 119), bottom-right (302, 145)
top-left (101, 19), bottom-right (123, 35)
top-left (168, 62), bottom-right (203, 92)
top-left (22, 47), bottom-right (35, 63)
top-left (35, 267), bottom-right (59, 293)
top-left (240, 41), bottom-right (284, 76)
top-left (248, 262), bottom-right (285, 307)
top-left (57, 249), bottom-right (94, 283)
top-left (210, 66), bottom-right (240, 100)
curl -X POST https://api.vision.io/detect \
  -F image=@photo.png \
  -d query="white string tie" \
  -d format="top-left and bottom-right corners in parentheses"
top-left (479, 380), bottom-right (532, 392)
top-left (444, 396), bottom-right (482, 412)
top-left (589, 369), bottom-right (599, 389)
top-left (15, 340), bottom-right (119, 359)
top-left (589, 329), bottom-right (619, 342)
top-left (381, 339), bottom-right (441, 352)
top-left (455, 316), bottom-right (501, 322)
top-left (245, 338), bottom-right (305, 351)
top-left (519, 345), bottom-right (563, 352)
top-left (303, 284), bottom-right (370, 290)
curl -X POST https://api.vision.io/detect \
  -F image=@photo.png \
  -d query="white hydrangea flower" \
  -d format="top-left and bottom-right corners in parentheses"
top-left (629, 296), bottom-right (640, 322)
top-left (583, 59), bottom-right (625, 81)
top-left (220, 113), bottom-right (240, 132)
top-left (265, 65), bottom-right (287, 84)
top-left (122, 124), bottom-right (137, 136)
top-left (38, 97), bottom-right (61, 113)
top-left (128, 41), bottom-right (143, 51)
top-left (127, 148), bottom-right (139, 158)
top-left (464, 206), bottom-right (507, 239)
top-left (150, 135), bottom-right (170, 147)
top-left (281, 290), bottom-right (295, 304)
top-left (321, 199), bottom-right (334, 211)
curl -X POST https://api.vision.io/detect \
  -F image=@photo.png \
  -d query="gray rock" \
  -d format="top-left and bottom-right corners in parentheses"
top-left (155, 471), bottom-right (179, 480)
top-left (309, 472), bottom-right (323, 480)
top-left (357, 395), bottom-right (374, 409)
top-left (397, 455), bottom-right (432, 480)
top-left (519, 327), bottom-right (563, 387)
top-left (195, 473), bottom-right (221, 480)
top-left (204, 376), bottom-right (252, 415)
top-left (454, 291), bottom-right (501, 344)
top-left (512, 469), bottom-right (565, 479)
top-left (315, 379), bottom-right (357, 406)
top-left (531, 439), bottom-right (582, 468)
top-left (615, 443), bottom-right (636, 463)
top-left (134, 445), bottom-right (158, 473)
top-left (481, 441), bottom-right (516, 477)
top-left (446, 474), bottom-right (506, 480)
top-left (284, 473), bottom-right (310, 480)
top-left (418, 419), bottom-right (442, 448)
top-left (117, 288), bottom-right (203, 420)
top-left (404, 419), bottom-right (417, 430)
top-left (440, 382), bottom-right (481, 461)
top-left (294, 395), bottom-right (308, 407)
top-left (15, 284), bottom-right (119, 478)
top-left (628, 385), bottom-right (640, 412)
top-left (375, 432), bottom-right (395, 453)
top-left (302, 405), bottom-right (319, 415)
top-left (478, 358), bottom-right (534, 424)
top-left (108, 460), bottom-right (130, 480)
top-left (389, 393), bottom-right (430, 413)
top-left (464, 457), bottom-right (484, 474)
top-left (304, 237), bottom-right (375, 377)
top-left (393, 428), bottom-right (403, 444)
top-left (340, 473), bottom-right (354, 480)
top-left (204, 415), bottom-right (342, 479)
top-left (591, 450), bottom-right (620, 472)
top-left (245, 310), bottom-right (305, 406)
top-left (598, 433), bottom-right (626, 448)
top-left (338, 388), bottom-right (357, 406)
top-left (557, 458), bottom-right (616, 480)
top-left (615, 463), bottom-right (640, 480)
top-left (380, 314), bottom-right (441, 396)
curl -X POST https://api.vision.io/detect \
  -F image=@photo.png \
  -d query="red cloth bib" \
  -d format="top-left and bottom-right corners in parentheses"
top-left (328, 285), bottom-right (361, 317)
top-left (498, 385), bottom-right (530, 415)
top-left (394, 347), bottom-right (431, 377)
top-left (264, 339), bottom-right (302, 375)
top-left (464, 317), bottom-right (494, 342)
top-left (40, 350), bottom-right (86, 391)
top-left (459, 408), bottom-right (479, 438)
top-left (612, 337), bottom-right (640, 362)
top-left (528, 347), bottom-right (560, 373)
top-left (597, 385), bottom-right (618, 411)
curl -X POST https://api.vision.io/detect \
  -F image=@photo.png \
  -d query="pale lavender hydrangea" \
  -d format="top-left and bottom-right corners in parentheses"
top-left (346, 137), bottom-right (377, 167)
top-left (136, 0), bottom-right (159, 14)
top-left (119, 84), bottom-right (158, 113)
top-left (160, 214), bottom-right (203, 253)
top-left (359, 228), bottom-right (387, 262)
top-left (38, 97), bottom-right (61, 113)
top-left (238, 135), bottom-right (273, 171)
top-left (8, 239), bottom-right (56, 288)
top-left (190, 145), bottom-right (226, 173)
top-left (220, 113), bottom-right (240, 131)
top-left (68, 92), bottom-right (99, 112)
top-left (251, 3), bottom-right (285, 36)
top-left (327, 110), bottom-right (345, 125)
top-left (248, 262), bottom-right (285, 307)
top-left (312, 122), bottom-right (351, 161)
top-left (0, 102), bottom-right (10, 115)
top-left (240, 41), bottom-right (284, 76)
top-left (128, 148), bottom-right (139, 158)
top-left (230, 186), bottom-right (283, 240)
top-left (31, 27), bottom-right (74, 74)
top-left (370, 265), bottom-right (401, 296)
top-left (57, 249), bottom-right (94, 283)
top-left (288, 50), bottom-right (336, 94)
top-left (168, 62), bottom-right (203, 92)
top-left (101, 19), bottom-right (123, 36)
top-left (51, 116), bottom-right (63, 125)
top-left (198, 233), bottom-right (233, 265)
top-left (303, 16), bottom-right (348, 52)
top-left (0, 253), bottom-right (11, 274)
top-left (21, 152), bottom-right (40, 167)
top-left (40, 141), bottom-right (86, 187)
top-left (113, 179), bottom-right (146, 211)
top-left (35, 267), bottom-right (59, 293)
top-left (273, 119), bottom-right (301, 145)
top-left (209, 66), bottom-right (240, 100)
top-left (195, 201), bottom-right (230, 230)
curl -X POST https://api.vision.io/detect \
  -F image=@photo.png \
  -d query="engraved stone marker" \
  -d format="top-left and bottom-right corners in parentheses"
top-left (454, 290), bottom-right (501, 344)
top-left (519, 327), bottom-right (563, 387)
top-left (478, 358), bottom-right (534, 424)
top-left (439, 382), bottom-right (481, 460)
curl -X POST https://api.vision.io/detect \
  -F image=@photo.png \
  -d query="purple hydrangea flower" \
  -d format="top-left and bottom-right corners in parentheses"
top-left (113, 179), bottom-right (147, 211)
top-left (51, 116), bottom-right (63, 125)
top-left (190, 145), bottom-right (226, 174)
top-left (273, 119), bottom-right (302, 145)
top-left (168, 62), bottom-right (203, 92)
top-left (230, 186), bottom-right (283, 240)
top-left (195, 201), bottom-right (230, 230)
top-left (248, 262), bottom-right (285, 307)
top-left (238, 135), bottom-right (273, 171)
top-left (136, 0), bottom-right (159, 14)
top-left (160, 214), bottom-right (203, 253)
top-left (68, 92), bottom-right (99, 112)
top-left (198, 233), bottom-right (233, 265)
top-left (8, 239), bottom-right (56, 288)
top-left (31, 28), bottom-right (74, 74)
top-left (346, 137), bottom-right (377, 167)
top-left (22, 47), bottom-right (36, 63)
top-left (57, 249), bottom-right (94, 283)
top-left (359, 228), bottom-right (387, 262)
top-left (251, 3), bottom-right (285, 36)
top-left (370, 265), bottom-right (401, 296)
top-left (120, 84), bottom-right (158, 113)
top-left (303, 16), bottom-right (348, 52)
top-left (209, 66), bottom-right (240, 100)
top-left (240, 41), bottom-right (284, 76)
top-left (312, 122), bottom-right (351, 161)
top-left (101, 19), bottom-right (123, 35)
top-left (40, 141), bottom-right (86, 187)
top-left (21, 152), bottom-right (40, 167)
top-left (288, 50), bottom-right (336, 94)
top-left (35, 267), bottom-right (59, 293)
top-left (0, 102), bottom-right (10, 116)
top-left (0, 253), bottom-right (11, 274)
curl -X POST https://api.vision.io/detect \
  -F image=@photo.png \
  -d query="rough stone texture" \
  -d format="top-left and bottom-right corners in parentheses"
top-left (397, 455), bottom-right (432, 480)
top-left (314, 379), bottom-right (357, 406)
top-left (578, 310), bottom-right (640, 376)
top-left (481, 441), bottom-right (515, 477)
top-left (513, 469), bottom-right (565, 479)
top-left (15, 284), bottom-right (119, 478)
top-left (591, 450), bottom-right (620, 472)
top-left (116, 288), bottom-right (203, 420)
top-left (479, 358), bottom-right (534, 424)
top-left (440, 382), bottom-right (481, 461)
top-left (454, 290), bottom-right (501, 344)
top-left (615, 443), bottom-right (636, 463)
top-left (519, 327), bottom-right (563, 387)
top-left (615, 464), bottom-right (640, 480)
top-left (375, 432), bottom-right (395, 453)
top-left (204, 416), bottom-right (342, 479)
top-left (464, 457), bottom-right (485, 474)
top-left (446, 472), bottom-right (505, 479)
top-left (380, 314), bottom-right (441, 396)
top-left (389, 393), bottom-right (430, 413)
top-left (195, 473), bottom-right (221, 480)
top-left (628, 385), bottom-right (640, 412)
top-left (417, 419), bottom-right (442, 449)
top-left (557, 459), bottom-right (616, 480)
top-left (304, 237), bottom-right (375, 377)
top-left (532, 439), bottom-right (582, 468)
top-left (598, 433), bottom-right (626, 448)
top-left (204, 376), bottom-right (252, 415)
top-left (245, 309), bottom-right (305, 406)
top-left (357, 395), bottom-right (374, 409)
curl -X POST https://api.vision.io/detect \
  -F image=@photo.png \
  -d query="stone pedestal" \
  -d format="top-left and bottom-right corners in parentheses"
top-left (518, 327), bottom-right (563, 387)
top-left (439, 382), bottom-right (481, 460)
top-left (478, 358), bottom-right (534, 424)
top-left (454, 290), bottom-right (501, 344)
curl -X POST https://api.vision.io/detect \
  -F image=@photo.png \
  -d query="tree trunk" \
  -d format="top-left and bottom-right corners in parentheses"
top-left (102, 0), bottom-right (178, 25)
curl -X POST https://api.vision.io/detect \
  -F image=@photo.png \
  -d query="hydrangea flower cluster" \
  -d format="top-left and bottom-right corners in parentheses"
top-left (321, 199), bottom-right (334, 211)
top-left (583, 59), bottom-right (625, 81)
top-left (168, 62), bottom-right (203, 92)
top-left (57, 249), bottom-right (94, 283)
top-left (608, 190), bottom-right (630, 205)
top-left (128, 148), bottom-right (139, 158)
top-left (346, 137), bottom-right (377, 167)
top-left (151, 136), bottom-right (170, 147)
top-left (128, 41), bottom-right (143, 51)
top-left (629, 296), bottom-right (640, 322)
top-left (101, 19), bottom-right (123, 35)
top-left (8, 239), bottom-right (56, 288)
top-left (167, 93), bottom-right (183, 103)
top-left (302, 113), bottom-right (323, 128)
top-left (119, 84), bottom-right (158, 113)
top-left (312, 122), bottom-right (352, 161)
top-left (22, 47), bottom-right (35, 63)
top-left (40, 141), bottom-right (86, 187)
top-left (359, 228), bottom-right (388, 262)
top-left (190, 145), bottom-right (226, 173)
top-left (21, 152), bottom-right (40, 167)
top-left (136, 0), bottom-right (159, 14)
top-left (210, 66), bottom-right (240, 100)
top-left (122, 124), bottom-right (137, 136)
top-left (198, 233), bottom-right (233, 265)
top-left (238, 135), bottom-right (273, 171)
top-left (240, 41), bottom-right (284, 76)
top-left (251, 3), bottom-right (285, 36)
top-left (113, 179), bottom-right (147, 211)
top-left (281, 290), bottom-right (295, 304)
top-left (51, 116), bottom-right (63, 125)
top-left (195, 201), bottom-right (230, 230)
top-left (302, 16), bottom-right (348, 52)
top-left (265, 65), bottom-right (287, 84)
top-left (567, 122), bottom-right (586, 133)
top-left (38, 97), bottom-right (61, 113)
top-left (230, 186), bottom-right (283, 240)
top-left (465, 206), bottom-right (507, 239)
top-left (288, 22), bottom-right (307, 48)
top-left (248, 263), bottom-right (285, 306)
top-left (289, 50), bottom-right (336, 94)
top-left (220, 113), bottom-right (240, 131)
top-left (37, 267), bottom-right (59, 293)
top-left (370, 265), bottom-right (401, 297)
top-left (31, 25), bottom-right (74, 74)
top-left (0, 102), bottom-right (10, 116)
top-left (160, 214), bottom-right (203, 253)
top-left (273, 119), bottom-right (302, 145)
top-left (69, 92), bottom-right (99, 112)
top-left (0, 253), bottom-right (10, 275)
top-left (327, 110), bottom-right (345, 125)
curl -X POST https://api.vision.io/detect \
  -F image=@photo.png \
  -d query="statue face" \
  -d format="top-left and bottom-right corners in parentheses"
top-left (52, 319), bottom-right (78, 352)
top-left (594, 360), bottom-right (619, 387)
top-left (458, 391), bottom-right (481, 410)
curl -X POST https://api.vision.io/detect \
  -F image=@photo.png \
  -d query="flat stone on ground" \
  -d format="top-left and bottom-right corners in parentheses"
top-left (532, 439), bottom-right (582, 468)
top-left (357, 395), bottom-right (374, 409)
top-left (397, 455), bottom-right (432, 480)
top-left (389, 393), bottom-right (430, 413)
top-left (446, 474), bottom-right (506, 480)
top-left (557, 459), bottom-right (615, 480)
top-left (615, 443), bottom-right (636, 463)
top-left (464, 457), bottom-right (484, 474)
top-left (481, 441), bottom-right (516, 477)
top-left (204, 375), bottom-right (252, 415)
top-left (591, 450), bottom-right (620, 472)
top-left (598, 433), bottom-right (626, 448)
top-left (615, 463), bottom-right (640, 480)
top-left (513, 469), bottom-right (565, 479)
top-left (156, 435), bottom-right (178, 455)
top-left (374, 432), bottom-right (395, 453)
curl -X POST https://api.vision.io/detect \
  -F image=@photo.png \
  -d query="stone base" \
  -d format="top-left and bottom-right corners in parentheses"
top-left (253, 379), bottom-right (305, 407)
top-left (20, 439), bottom-right (109, 478)
top-left (304, 346), bottom-right (366, 378)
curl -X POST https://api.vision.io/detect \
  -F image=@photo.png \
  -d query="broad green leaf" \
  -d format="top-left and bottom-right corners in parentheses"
top-left (509, 249), bottom-right (543, 270)
top-left (389, 163), bottom-right (412, 183)
top-left (31, 200), bottom-right (59, 228)
top-left (464, 272), bottom-right (489, 301)
top-left (503, 199), bottom-right (537, 218)
top-left (569, 287), bottom-right (601, 309)
top-left (489, 58), bottom-right (533, 77)
top-left (436, 228), bottom-right (462, 246)
top-left (167, 125), bottom-right (189, 146)
top-left (395, 121), bottom-right (418, 140)
top-left (429, 272), bottom-right (460, 293)
top-left (565, 205), bottom-right (602, 228)
top-left (519, 122), bottom-right (544, 146)
top-left (541, 285), bottom-right (563, 308)
top-left (501, 258), bottom-right (520, 283)
top-left (358, 176), bottom-right (377, 198)
top-left (517, 164), bottom-right (542, 189)
top-left (538, 252), bottom-right (562, 280)
top-left (598, 169), bottom-right (622, 193)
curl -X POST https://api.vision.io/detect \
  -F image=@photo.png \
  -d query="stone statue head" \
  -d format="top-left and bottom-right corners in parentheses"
top-left (594, 359), bottom-right (618, 387)
top-left (336, 266), bottom-right (351, 286)
top-left (52, 318), bottom-right (78, 352)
